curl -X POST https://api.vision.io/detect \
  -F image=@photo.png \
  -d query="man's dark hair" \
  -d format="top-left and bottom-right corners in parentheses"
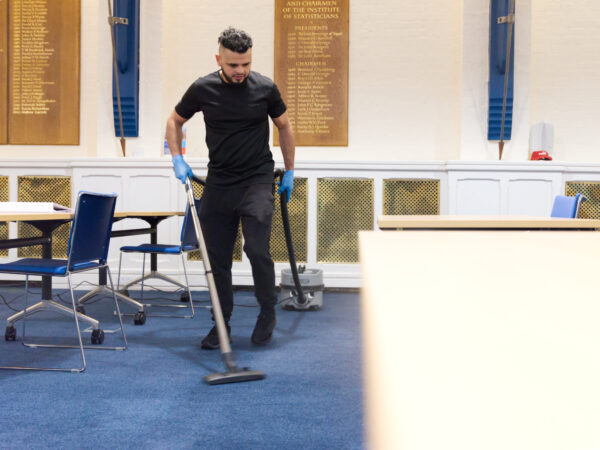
top-left (218, 27), bottom-right (253, 53)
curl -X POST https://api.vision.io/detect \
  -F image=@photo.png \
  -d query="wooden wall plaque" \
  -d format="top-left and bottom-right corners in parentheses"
top-left (7, 0), bottom-right (80, 145)
top-left (274, 0), bottom-right (349, 146)
top-left (0, 0), bottom-right (7, 144)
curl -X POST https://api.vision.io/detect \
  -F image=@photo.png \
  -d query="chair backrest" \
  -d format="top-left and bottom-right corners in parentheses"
top-left (550, 193), bottom-right (586, 218)
top-left (180, 197), bottom-right (201, 249)
top-left (66, 192), bottom-right (117, 268)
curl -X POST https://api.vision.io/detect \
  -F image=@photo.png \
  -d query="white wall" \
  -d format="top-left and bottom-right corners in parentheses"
top-left (160, 0), bottom-right (462, 161)
top-left (530, 0), bottom-right (600, 162)
top-left (1, 1), bottom-right (600, 163)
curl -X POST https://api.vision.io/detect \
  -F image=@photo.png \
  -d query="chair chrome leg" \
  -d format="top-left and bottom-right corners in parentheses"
top-left (181, 253), bottom-right (195, 319)
top-left (117, 251), bottom-right (124, 292)
top-left (21, 275), bottom-right (30, 346)
top-left (8, 301), bottom-right (100, 329)
top-left (106, 266), bottom-right (128, 350)
top-left (1, 275), bottom-right (88, 372)
top-left (78, 256), bottom-right (146, 314)
top-left (68, 273), bottom-right (87, 372)
top-left (140, 253), bottom-right (146, 302)
top-left (118, 250), bottom-right (199, 319)
top-left (148, 272), bottom-right (188, 290)
top-left (77, 286), bottom-right (104, 304)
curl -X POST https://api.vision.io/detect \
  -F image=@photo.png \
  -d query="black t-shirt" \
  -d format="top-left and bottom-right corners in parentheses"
top-left (175, 71), bottom-right (287, 187)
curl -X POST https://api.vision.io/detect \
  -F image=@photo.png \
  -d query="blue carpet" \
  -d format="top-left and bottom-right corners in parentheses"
top-left (0, 287), bottom-right (364, 449)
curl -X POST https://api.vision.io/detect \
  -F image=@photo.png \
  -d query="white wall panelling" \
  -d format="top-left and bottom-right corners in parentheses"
top-left (2, 159), bottom-right (600, 288)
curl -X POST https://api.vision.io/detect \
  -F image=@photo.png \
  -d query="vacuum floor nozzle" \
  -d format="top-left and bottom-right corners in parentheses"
top-left (204, 368), bottom-right (266, 385)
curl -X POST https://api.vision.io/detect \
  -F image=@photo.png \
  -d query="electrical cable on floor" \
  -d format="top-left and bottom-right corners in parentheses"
top-left (0, 292), bottom-right (23, 312)
top-left (117, 283), bottom-right (212, 305)
top-left (0, 289), bottom-right (42, 312)
top-left (54, 281), bottom-right (102, 307)
top-left (0, 282), bottom-right (291, 312)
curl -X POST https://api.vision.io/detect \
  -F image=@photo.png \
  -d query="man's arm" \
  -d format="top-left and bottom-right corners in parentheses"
top-left (166, 110), bottom-right (193, 183)
top-left (166, 110), bottom-right (188, 157)
top-left (272, 111), bottom-right (295, 202)
top-left (272, 111), bottom-right (295, 171)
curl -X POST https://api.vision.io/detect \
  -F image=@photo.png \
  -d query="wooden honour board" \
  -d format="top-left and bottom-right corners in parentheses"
top-left (0, 0), bottom-right (7, 143)
top-left (6, 0), bottom-right (80, 145)
top-left (274, 0), bottom-right (349, 146)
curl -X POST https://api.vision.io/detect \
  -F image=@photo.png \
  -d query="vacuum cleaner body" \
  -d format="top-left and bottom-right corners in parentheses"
top-left (280, 268), bottom-right (324, 310)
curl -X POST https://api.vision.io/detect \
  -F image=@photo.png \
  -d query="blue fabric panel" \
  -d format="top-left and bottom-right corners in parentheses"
top-left (488, 0), bottom-right (514, 141)
top-left (0, 259), bottom-right (101, 275)
top-left (68, 192), bottom-right (117, 266)
top-left (551, 194), bottom-right (579, 218)
top-left (120, 244), bottom-right (183, 254)
top-left (180, 198), bottom-right (202, 248)
top-left (112, 0), bottom-right (140, 137)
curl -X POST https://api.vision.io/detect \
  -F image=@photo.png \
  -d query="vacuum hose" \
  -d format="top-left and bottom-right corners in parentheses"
top-left (274, 169), bottom-right (307, 305)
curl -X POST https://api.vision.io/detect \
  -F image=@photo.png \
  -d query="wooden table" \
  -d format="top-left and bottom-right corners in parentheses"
top-left (0, 212), bottom-right (73, 299)
top-left (359, 230), bottom-right (600, 449)
top-left (378, 214), bottom-right (600, 231)
top-left (1, 211), bottom-right (183, 325)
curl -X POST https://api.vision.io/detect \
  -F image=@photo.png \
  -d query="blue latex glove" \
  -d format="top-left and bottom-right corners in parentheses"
top-left (277, 170), bottom-right (294, 203)
top-left (172, 155), bottom-right (193, 184)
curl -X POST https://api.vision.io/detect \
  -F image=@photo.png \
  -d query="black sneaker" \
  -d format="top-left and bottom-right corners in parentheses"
top-left (251, 309), bottom-right (276, 346)
top-left (201, 323), bottom-right (231, 350)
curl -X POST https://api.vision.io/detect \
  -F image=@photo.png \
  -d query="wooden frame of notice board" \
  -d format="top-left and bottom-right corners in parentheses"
top-left (0, 0), bottom-right (7, 143)
top-left (274, 0), bottom-right (349, 147)
top-left (1, 0), bottom-right (80, 145)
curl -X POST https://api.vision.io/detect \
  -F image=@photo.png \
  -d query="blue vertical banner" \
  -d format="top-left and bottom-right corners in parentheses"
top-left (112, 0), bottom-right (140, 137)
top-left (487, 0), bottom-right (514, 141)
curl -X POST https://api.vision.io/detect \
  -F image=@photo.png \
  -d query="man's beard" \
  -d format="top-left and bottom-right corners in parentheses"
top-left (220, 70), bottom-right (247, 84)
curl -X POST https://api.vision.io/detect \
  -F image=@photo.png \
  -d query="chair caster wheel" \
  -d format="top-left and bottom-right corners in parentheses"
top-left (76, 305), bottom-right (86, 315)
top-left (120, 289), bottom-right (129, 297)
top-left (133, 311), bottom-right (146, 325)
top-left (5, 325), bottom-right (17, 341)
top-left (180, 291), bottom-right (190, 303)
top-left (91, 329), bottom-right (104, 345)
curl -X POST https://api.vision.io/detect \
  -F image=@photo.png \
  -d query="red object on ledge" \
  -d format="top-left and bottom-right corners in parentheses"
top-left (531, 150), bottom-right (552, 161)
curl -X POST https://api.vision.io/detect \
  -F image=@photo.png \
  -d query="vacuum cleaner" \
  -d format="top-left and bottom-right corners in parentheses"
top-left (186, 175), bottom-right (265, 385)
top-left (185, 170), bottom-right (315, 384)
top-left (274, 170), bottom-right (323, 311)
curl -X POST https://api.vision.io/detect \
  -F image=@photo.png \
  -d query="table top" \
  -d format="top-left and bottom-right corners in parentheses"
top-left (0, 211), bottom-right (73, 222)
top-left (378, 214), bottom-right (600, 230)
top-left (0, 211), bottom-right (183, 223)
top-left (359, 230), bottom-right (600, 449)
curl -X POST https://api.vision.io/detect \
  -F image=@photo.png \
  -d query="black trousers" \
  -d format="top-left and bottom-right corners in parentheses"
top-left (198, 183), bottom-right (277, 320)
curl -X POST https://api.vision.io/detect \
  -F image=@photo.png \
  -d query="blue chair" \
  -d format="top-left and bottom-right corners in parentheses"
top-left (0, 192), bottom-right (127, 372)
top-left (550, 193), bottom-right (586, 218)
top-left (116, 198), bottom-right (201, 324)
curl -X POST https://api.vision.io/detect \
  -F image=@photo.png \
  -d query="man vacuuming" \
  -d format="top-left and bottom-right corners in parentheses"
top-left (166, 27), bottom-right (295, 349)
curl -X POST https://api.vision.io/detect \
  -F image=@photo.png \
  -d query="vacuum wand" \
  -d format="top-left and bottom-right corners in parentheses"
top-left (185, 175), bottom-right (265, 385)
top-left (274, 169), bottom-right (306, 305)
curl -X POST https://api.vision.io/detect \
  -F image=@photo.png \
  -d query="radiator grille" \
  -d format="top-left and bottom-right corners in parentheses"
top-left (383, 179), bottom-right (440, 215)
top-left (565, 181), bottom-right (600, 219)
top-left (271, 178), bottom-right (307, 263)
top-left (0, 177), bottom-right (8, 257)
top-left (187, 177), bottom-right (242, 262)
top-left (18, 176), bottom-right (71, 258)
top-left (317, 178), bottom-right (373, 263)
